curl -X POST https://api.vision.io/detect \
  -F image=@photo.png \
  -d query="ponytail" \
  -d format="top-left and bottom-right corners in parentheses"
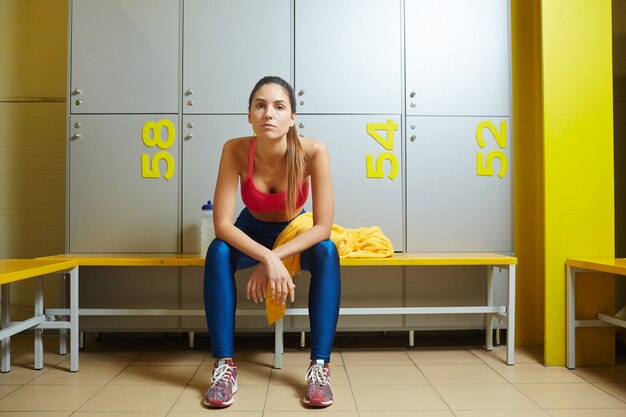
top-left (285, 125), bottom-right (306, 219)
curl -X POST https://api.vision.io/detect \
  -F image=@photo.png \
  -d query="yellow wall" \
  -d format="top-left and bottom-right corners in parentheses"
top-left (0, 0), bottom-right (68, 313)
top-left (542, 0), bottom-right (615, 366)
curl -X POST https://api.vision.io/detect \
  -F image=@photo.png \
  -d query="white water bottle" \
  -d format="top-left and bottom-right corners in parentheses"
top-left (200, 200), bottom-right (214, 257)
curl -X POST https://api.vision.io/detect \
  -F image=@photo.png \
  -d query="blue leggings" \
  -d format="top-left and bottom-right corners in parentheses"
top-left (203, 208), bottom-right (341, 362)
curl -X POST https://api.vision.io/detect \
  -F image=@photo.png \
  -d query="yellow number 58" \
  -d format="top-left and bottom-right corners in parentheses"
top-left (141, 119), bottom-right (175, 181)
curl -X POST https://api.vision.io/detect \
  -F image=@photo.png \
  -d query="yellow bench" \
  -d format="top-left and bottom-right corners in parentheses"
top-left (566, 257), bottom-right (626, 369)
top-left (41, 252), bottom-right (517, 369)
top-left (0, 259), bottom-right (79, 372)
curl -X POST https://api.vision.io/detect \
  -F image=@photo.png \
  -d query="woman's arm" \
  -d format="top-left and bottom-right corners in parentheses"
top-left (213, 139), bottom-right (278, 263)
top-left (272, 139), bottom-right (335, 260)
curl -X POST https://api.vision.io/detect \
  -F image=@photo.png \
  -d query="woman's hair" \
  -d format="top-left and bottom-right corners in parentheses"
top-left (248, 76), bottom-right (306, 219)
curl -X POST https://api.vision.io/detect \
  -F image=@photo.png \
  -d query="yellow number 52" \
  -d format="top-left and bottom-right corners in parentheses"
top-left (476, 120), bottom-right (507, 179)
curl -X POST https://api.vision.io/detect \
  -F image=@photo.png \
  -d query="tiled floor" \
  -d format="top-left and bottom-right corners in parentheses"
top-left (0, 333), bottom-right (625, 416)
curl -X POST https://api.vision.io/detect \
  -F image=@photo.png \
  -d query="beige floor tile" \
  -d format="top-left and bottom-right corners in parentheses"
top-left (434, 383), bottom-right (540, 410)
top-left (0, 365), bottom-right (52, 385)
top-left (216, 350), bottom-right (275, 367)
top-left (9, 349), bottom-right (68, 367)
top-left (191, 364), bottom-right (271, 386)
top-left (454, 411), bottom-right (550, 417)
top-left (78, 385), bottom-right (184, 412)
top-left (345, 364), bottom-right (428, 385)
top-left (170, 385), bottom-right (267, 412)
top-left (0, 384), bottom-right (19, 399)
top-left (168, 412), bottom-right (262, 417)
top-left (74, 413), bottom-right (166, 417)
top-left (265, 383), bottom-right (356, 411)
top-left (270, 364), bottom-right (349, 385)
top-left (421, 364), bottom-right (507, 384)
top-left (272, 350), bottom-right (344, 366)
top-left (352, 384), bottom-right (448, 411)
top-left (408, 348), bottom-right (483, 365)
top-left (109, 365), bottom-right (198, 386)
top-left (359, 412), bottom-right (454, 417)
top-left (340, 349), bottom-right (413, 365)
top-left (0, 413), bottom-right (70, 417)
top-left (489, 363), bottom-right (586, 384)
top-left (469, 345), bottom-right (543, 365)
top-left (133, 350), bottom-right (207, 365)
top-left (263, 412), bottom-right (359, 417)
top-left (76, 351), bottom-right (142, 364)
top-left (594, 382), bottom-right (626, 402)
top-left (546, 409), bottom-right (626, 417)
top-left (515, 382), bottom-right (626, 409)
top-left (571, 365), bottom-right (626, 383)
top-left (0, 384), bottom-right (103, 411)
top-left (28, 363), bottom-right (126, 385)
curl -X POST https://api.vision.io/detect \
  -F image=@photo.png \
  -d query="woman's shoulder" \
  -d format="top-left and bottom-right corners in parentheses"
top-left (222, 136), bottom-right (255, 155)
top-left (299, 137), bottom-right (328, 158)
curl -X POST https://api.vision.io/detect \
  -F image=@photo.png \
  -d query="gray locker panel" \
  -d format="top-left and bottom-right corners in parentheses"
top-left (78, 267), bottom-right (179, 331)
top-left (183, 0), bottom-right (291, 114)
top-left (295, 0), bottom-right (402, 114)
top-left (69, 115), bottom-right (179, 252)
top-left (405, 265), bottom-right (485, 329)
top-left (182, 115), bottom-right (249, 254)
top-left (70, 0), bottom-right (179, 114)
top-left (405, 0), bottom-right (510, 117)
top-left (298, 115), bottom-right (403, 251)
top-left (406, 116), bottom-right (512, 252)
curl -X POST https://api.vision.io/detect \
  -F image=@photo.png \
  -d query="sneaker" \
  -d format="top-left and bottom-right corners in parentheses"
top-left (203, 359), bottom-right (238, 408)
top-left (304, 359), bottom-right (333, 407)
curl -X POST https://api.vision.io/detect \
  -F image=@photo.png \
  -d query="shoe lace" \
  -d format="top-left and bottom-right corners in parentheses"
top-left (210, 362), bottom-right (234, 388)
top-left (305, 363), bottom-right (330, 386)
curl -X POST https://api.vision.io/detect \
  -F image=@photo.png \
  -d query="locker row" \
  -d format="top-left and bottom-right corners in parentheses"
top-left (69, 0), bottom-right (511, 117)
top-left (68, 114), bottom-right (511, 254)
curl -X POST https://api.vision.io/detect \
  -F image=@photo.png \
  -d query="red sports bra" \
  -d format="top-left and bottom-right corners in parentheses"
top-left (241, 137), bottom-right (309, 213)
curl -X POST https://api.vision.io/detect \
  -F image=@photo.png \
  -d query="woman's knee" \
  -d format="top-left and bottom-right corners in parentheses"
top-left (310, 239), bottom-right (338, 259)
top-left (205, 238), bottom-right (231, 262)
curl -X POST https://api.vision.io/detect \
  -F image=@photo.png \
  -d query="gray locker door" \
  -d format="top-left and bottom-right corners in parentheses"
top-left (70, 0), bottom-right (179, 114)
top-left (69, 115), bottom-right (179, 252)
top-left (298, 115), bottom-right (403, 251)
top-left (295, 0), bottom-right (402, 115)
top-left (182, 115), bottom-right (250, 254)
top-left (405, 0), bottom-right (511, 116)
top-left (406, 116), bottom-right (512, 252)
top-left (183, 0), bottom-right (291, 114)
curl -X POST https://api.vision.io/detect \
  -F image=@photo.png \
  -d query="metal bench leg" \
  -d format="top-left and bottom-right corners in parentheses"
top-left (409, 330), bottom-right (414, 348)
top-left (566, 266), bottom-right (576, 369)
top-left (188, 332), bottom-right (195, 349)
top-left (59, 273), bottom-right (68, 356)
top-left (506, 265), bottom-right (516, 365)
top-left (485, 266), bottom-right (494, 351)
top-left (34, 277), bottom-right (44, 370)
top-left (274, 318), bottom-right (283, 369)
top-left (69, 267), bottom-right (79, 372)
top-left (1, 284), bottom-right (11, 373)
top-left (300, 331), bottom-right (305, 350)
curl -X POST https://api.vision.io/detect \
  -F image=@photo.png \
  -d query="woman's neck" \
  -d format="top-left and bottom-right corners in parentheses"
top-left (255, 135), bottom-right (287, 165)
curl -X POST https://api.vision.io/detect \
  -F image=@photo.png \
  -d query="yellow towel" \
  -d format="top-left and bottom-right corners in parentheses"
top-left (265, 212), bottom-right (393, 324)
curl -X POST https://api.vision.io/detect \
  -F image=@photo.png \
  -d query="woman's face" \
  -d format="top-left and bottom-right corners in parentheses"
top-left (248, 83), bottom-right (295, 140)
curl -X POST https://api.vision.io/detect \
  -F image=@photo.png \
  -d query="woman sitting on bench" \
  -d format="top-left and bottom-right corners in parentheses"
top-left (203, 76), bottom-right (341, 409)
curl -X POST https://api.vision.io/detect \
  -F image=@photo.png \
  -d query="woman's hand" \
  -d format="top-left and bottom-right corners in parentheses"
top-left (246, 263), bottom-right (269, 303)
top-left (261, 252), bottom-right (296, 305)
